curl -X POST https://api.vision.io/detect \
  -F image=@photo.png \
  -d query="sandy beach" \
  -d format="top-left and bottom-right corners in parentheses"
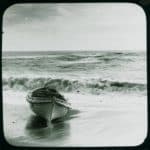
top-left (3, 91), bottom-right (147, 147)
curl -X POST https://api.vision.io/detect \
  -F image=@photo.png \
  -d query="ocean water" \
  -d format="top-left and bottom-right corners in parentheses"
top-left (2, 50), bottom-right (147, 146)
top-left (2, 50), bottom-right (147, 95)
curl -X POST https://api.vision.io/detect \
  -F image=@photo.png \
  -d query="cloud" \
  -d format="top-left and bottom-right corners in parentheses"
top-left (3, 4), bottom-right (65, 26)
top-left (2, 3), bottom-right (146, 51)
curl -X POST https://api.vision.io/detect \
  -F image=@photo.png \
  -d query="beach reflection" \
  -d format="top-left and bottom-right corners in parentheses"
top-left (25, 109), bottom-right (80, 140)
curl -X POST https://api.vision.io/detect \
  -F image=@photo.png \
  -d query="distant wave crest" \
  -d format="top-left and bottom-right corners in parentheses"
top-left (55, 54), bottom-right (86, 61)
top-left (3, 77), bottom-right (146, 94)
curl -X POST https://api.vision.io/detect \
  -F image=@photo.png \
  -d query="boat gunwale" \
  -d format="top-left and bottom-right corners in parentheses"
top-left (26, 96), bottom-right (71, 108)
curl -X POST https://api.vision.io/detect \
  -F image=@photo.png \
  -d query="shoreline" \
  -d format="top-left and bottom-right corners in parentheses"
top-left (3, 91), bottom-right (147, 147)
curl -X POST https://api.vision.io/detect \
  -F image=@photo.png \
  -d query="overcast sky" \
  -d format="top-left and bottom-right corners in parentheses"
top-left (3, 3), bottom-right (146, 51)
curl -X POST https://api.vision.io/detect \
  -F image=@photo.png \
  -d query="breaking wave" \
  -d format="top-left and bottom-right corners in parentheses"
top-left (3, 77), bottom-right (146, 94)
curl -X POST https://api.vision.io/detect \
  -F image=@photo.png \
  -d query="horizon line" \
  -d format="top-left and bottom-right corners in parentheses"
top-left (2, 49), bottom-right (145, 52)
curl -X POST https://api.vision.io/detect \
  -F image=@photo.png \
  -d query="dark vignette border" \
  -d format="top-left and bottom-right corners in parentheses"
top-left (0, 0), bottom-right (149, 150)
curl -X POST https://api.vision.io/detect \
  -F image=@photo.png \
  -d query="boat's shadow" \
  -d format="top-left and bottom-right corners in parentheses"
top-left (25, 109), bottom-right (80, 139)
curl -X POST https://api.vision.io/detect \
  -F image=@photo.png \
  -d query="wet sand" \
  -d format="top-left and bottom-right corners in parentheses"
top-left (3, 91), bottom-right (147, 147)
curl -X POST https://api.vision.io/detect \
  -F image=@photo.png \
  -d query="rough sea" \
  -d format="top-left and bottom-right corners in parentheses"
top-left (2, 50), bottom-right (147, 95)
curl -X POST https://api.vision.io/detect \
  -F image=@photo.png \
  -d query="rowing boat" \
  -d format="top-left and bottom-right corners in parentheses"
top-left (26, 88), bottom-right (71, 121)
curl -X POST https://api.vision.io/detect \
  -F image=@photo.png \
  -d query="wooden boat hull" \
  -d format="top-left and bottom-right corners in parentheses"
top-left (26, 93), bottom-right (71, 121)
top-left (29, 102), bottom-right (69, 121)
